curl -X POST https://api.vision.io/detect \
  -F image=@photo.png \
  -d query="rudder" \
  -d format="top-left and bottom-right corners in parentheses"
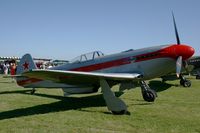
top-left (16, 53), bottom-right (37, 74)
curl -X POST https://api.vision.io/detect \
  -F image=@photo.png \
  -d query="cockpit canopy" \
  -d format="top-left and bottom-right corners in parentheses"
top-left (70, 51), bottom-right (104, 63)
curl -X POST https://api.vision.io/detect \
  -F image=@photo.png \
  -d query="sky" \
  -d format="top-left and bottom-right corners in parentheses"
top-left (0, 0), bottom-right (199, 60)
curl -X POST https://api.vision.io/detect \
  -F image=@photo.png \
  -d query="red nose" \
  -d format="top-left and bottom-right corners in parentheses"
top-left (174, 44), bottom-right (195, 60)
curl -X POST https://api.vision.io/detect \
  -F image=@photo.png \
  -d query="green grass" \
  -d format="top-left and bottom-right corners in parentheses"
top-left (0, 75), bottom-right (200, 133)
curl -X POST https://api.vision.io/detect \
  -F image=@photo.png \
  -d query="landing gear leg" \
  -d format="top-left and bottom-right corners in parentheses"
top-left (31, 88), bottom-right (36, 94)
top-left (140, 81), bottom-right (157, 102)
top-left (100, 79), bottom-right (127, 115)
top-left (179, 74), bottom-right (191, 87)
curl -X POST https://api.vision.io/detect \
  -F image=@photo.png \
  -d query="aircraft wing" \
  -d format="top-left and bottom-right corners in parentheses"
top-left (22, 69), bottom-right (141, 85)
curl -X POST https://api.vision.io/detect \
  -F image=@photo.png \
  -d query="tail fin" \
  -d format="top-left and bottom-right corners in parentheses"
top-left (17, 53), bottom-right (37, 74)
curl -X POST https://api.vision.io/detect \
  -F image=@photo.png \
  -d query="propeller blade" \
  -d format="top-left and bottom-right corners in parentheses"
top-left (172, 12), bottom-right (181, 45)
top-left (176, 56), bottom-right (182, 77)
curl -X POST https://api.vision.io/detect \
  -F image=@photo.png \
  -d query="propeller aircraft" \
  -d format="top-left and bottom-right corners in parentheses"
top-left (187, 56), bottom-right (200, 79)
top-left (14, 14), bottom-right (195, 114)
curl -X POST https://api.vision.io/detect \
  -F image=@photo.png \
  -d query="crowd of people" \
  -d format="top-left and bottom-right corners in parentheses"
top-left (0, 60), bottom-right (17, 76)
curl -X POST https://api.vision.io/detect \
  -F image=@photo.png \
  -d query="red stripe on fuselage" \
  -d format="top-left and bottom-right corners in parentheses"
top-left (72, 57), bottom-right (131, 71)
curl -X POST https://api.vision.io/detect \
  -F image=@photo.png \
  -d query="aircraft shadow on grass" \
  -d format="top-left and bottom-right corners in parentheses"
top-left (148, 80), bottom-right (178, 92)
top-left (0, 80), bottom-right (175, 120)
top-left (0, 90), bottom-right (131, 120)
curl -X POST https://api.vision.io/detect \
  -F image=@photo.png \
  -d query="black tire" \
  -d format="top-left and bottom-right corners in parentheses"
top-left (183, 80), bottom-right (191, 87)
top-left (142, 89), bottom-right (156, 102)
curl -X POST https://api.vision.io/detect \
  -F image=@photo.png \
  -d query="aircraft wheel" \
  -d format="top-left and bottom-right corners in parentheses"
top-left (111, 110), bottom-right (127, 115)
top-left (180, 79), bottom-right (191, 87)
top-left (183, 80), bottom-right (191, 87)
top-left (142, 89), bottom-right (156, 102)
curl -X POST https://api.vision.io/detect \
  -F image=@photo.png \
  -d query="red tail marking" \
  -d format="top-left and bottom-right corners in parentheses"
top-left (23, 61), bottom-right (29, 70)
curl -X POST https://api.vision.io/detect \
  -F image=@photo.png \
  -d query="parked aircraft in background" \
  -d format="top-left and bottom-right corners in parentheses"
top-left (13, 14), bottom-right (195, 114)
top-left (186, 56), bottom-right (200, 79)
top-left (161, 56), bottom-right (200, 85)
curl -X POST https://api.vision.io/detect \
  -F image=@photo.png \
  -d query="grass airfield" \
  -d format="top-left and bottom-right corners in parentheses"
top-left (0, 75), bottom-right (200, 133)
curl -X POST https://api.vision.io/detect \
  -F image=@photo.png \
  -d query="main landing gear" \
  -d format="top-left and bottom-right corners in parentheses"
top-left (100, 79), bottom-right (127, 115)
top-left (179, 75), bottom-right (191, 87)
top-left (140, 81), bottom-right (157, 102)
top-left (100, 79), bottom-right (158, 114)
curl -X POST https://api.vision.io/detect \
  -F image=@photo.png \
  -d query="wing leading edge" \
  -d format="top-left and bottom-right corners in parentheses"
top-left (22, 69), bottom-right (141, 85)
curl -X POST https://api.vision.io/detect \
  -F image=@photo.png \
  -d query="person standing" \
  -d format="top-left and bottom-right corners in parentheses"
top-left (3, 63), bottom-right (8, 75)
top-left (10, 62), bottom-right (16, 82)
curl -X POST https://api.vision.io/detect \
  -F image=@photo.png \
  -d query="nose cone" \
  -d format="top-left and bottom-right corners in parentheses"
top-left (175, 44), bottom-right (195, 60)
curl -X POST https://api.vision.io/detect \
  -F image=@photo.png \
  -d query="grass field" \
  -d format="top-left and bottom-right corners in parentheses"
top-left (0, 75), bottom-right (200, 133)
